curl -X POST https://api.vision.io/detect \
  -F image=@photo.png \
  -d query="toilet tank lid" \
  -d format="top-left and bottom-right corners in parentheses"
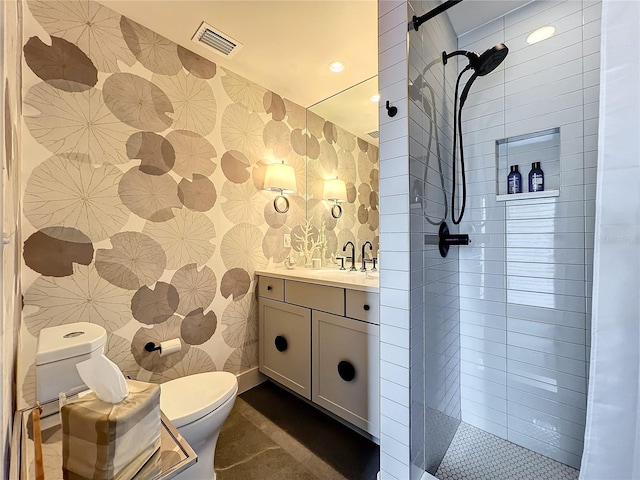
top-left (160, 372), bottom-right (238, 428)
top-left (36, 322), bottom-right (107, 366)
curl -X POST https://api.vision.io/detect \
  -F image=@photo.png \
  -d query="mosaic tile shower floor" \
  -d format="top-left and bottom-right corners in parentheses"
top-left (435, 422), bottom-right (579, 480)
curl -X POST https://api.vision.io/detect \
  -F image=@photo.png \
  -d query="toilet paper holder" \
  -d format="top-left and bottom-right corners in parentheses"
top-left (143, 338), bottom-right (182, 357)
top-left (144, 342), bottom-right (162, 353)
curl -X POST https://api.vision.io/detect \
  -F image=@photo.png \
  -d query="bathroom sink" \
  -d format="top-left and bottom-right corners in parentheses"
top-left (305, 268), bottom-right (367, 277)
top-left (256, 266), bottom-right (379, 292)
top-left (298, 268), bottom-right (379, 287)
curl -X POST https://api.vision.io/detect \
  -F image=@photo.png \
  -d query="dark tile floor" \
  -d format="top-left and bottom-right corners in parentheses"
top-left (215, 380), bottom-right (380, 480)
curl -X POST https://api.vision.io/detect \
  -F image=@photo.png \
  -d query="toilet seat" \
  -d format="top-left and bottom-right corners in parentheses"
top-left (160, 372), bottom-right (238, 428)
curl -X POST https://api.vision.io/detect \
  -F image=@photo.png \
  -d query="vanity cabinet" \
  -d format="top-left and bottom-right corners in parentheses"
top-left (257, 273), bottom-right (380, 438)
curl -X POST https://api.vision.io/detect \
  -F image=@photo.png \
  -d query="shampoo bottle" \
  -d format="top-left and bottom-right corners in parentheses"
top-left (507, 165), bottom-right (522, 194)
top-left (528, 162), bottom-right (544, 192)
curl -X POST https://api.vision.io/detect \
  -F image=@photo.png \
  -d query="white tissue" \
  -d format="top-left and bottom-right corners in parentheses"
top-left (76, 354), bottom-right (129, 404)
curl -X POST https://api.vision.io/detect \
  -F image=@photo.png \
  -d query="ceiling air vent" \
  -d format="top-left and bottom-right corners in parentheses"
top-left (367, 130), bottom-right (380, 139)
top-left (192, 22), bottom-right (243, 58)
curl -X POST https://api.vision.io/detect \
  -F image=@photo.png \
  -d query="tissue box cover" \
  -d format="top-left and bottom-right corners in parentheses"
top-left (61, 380), bottom-right (161, 480)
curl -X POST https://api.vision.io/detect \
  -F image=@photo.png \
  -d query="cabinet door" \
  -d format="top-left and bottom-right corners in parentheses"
top-left (259, 298), bottom-right (311, 399)
top-left (312, 311), bottom-right (380, 436)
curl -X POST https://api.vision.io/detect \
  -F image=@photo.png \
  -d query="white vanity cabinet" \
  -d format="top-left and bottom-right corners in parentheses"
top-left (256, 271), bottom-right (380, 438)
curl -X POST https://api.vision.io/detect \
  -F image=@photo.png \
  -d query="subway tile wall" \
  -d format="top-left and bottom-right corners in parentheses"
top-left (407, 1), bottom-right (461, 478)
top-left (456, 0), bottom-right (601, 468)
top-left (378, 2), bottom-right (411, 479)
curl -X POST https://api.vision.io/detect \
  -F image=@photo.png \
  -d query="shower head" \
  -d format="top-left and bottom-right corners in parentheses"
top-left (442, 43), bottom-right (509, 76)
top-left (444, 43), bottom-right (509, 225)
top-left (472, 44), bottom-right (509, 76)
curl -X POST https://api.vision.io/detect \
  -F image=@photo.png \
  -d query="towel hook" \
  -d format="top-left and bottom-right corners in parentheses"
top-left (385, 100), bottom-right (398, 117)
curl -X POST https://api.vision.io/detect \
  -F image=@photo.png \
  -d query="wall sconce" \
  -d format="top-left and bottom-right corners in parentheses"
top-left (323, 178), bottom-right (347, 218)
top-left (264, 161), bottom-right (296, 213)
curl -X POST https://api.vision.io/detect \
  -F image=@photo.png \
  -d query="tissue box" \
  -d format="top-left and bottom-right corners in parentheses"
top-left (61, 380), bottom-right (161, 480)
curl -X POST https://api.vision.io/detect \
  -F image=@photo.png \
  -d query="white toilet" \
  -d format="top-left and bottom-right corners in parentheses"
top-left (36, 322), bottom-right (239, 480)
top-left (160, 372), bottom-right (238, 480)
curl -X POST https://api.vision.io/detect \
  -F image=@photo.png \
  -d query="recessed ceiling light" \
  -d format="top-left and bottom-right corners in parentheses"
top-left (370, 94), bottom-right (380, 103)
top-left (527, 26), bottom-right (556, 45)
top-left (329, 61), bottom-right (344, 73)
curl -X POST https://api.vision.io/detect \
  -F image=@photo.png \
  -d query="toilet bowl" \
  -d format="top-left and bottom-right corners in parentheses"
top-left (160, 371), bottom-right (238, 480)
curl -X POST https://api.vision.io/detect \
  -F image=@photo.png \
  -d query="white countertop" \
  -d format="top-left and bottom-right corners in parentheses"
top-left (255, 267), bottom-right (379, 293)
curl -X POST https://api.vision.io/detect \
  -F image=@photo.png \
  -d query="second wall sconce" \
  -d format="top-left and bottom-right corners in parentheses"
top-left (323, 178), bottom-right (347, 218)
top-left (264, 161), bottom-right (296, 213)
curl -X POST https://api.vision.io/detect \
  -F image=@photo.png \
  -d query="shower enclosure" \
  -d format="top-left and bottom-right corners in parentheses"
top-left (377, 0), bottom-right (599, 478)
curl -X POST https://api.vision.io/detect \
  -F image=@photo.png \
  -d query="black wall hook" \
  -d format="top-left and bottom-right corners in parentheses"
top-left (385, 100), bottom-right (398, 117)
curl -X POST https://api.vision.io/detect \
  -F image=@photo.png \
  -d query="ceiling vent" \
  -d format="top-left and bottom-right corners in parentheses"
top-left (367, 130), bottom-right (380, 139)
top-left (192, 22), bottom-right (243, 58)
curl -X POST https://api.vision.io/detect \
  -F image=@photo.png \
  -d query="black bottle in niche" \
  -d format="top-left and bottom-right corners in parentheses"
top-left (528, 162), bottom-right (544, 192)
top-left (507, 165), bottom-right (522, 194)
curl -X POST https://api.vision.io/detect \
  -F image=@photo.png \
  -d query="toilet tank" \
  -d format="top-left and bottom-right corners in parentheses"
top-left (36, 322), bottom-right (107, 403)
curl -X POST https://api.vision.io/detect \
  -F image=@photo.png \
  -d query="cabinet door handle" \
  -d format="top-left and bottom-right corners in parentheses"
top-left (337, 360), bottom-right (356, 382)
top-left (274, 335), bottom-right (288, 352)
top-left (363, 304), bottom-right (370, 311)
top-left (266, 285), bottom-right (273, 291)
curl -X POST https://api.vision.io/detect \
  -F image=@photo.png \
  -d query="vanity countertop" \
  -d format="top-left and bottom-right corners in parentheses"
top-left (255, 267), bottom-right (379, 293)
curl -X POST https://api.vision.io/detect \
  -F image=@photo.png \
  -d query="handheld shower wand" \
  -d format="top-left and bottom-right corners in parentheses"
top-left (443, 44), bottom-right (508, 224)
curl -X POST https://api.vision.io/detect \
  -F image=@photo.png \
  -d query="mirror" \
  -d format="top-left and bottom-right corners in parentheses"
top-left (299, 76), bottom-right (379, 265)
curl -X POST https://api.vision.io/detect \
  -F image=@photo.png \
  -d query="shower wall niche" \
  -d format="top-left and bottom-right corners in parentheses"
top-left (496, 128), bottom-right (560, 199)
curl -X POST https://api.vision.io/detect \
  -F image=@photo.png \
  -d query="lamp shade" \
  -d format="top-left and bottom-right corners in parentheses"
top-left (264, 163), bottom-right (296, 193)
top-left (323, 178), bottom-right (347, 201)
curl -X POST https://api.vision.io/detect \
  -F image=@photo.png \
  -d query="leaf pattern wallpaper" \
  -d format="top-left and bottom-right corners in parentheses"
top-left (19, 0), bottom-right (378, 404)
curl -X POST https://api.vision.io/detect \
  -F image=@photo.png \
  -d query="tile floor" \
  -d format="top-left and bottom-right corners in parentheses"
top-left (435, 422), bottom-right (580, 480)
top-left (215, 380), bottom-right (379, 480)
top-left (215, 382), bottom-right (579, 480)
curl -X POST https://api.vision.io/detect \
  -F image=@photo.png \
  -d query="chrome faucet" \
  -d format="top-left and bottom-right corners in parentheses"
top-left (360, 241), bottom-right (373, 271)
top-left (342, 241), bottom-right (357, 271)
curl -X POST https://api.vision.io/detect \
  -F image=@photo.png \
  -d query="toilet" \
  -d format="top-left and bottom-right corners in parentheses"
top-left (160, 372), bottom-right (238, 480)
top-left (36, 322), bottom-right (239, 480)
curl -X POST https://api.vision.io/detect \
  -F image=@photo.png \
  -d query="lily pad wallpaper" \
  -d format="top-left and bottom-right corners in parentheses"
top-left (19, 0), bottom-right (378, 404)
top-left (4, 0), bottom-right (24, 437)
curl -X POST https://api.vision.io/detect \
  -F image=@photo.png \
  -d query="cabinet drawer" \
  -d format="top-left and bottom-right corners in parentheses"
top-left (285, 280), bottom-right (344, 316)
top-left (346, 290), bottom-right (379, 324)
top-left (258, 276), bottom-right (285, 301)
top-left (259, 298), bottom-right (311, 399)
top-left (312, 311), bottom-right (379, 436)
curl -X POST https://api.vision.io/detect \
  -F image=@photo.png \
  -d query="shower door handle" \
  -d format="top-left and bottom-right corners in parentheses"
top-left (438, 222), bottom-right (470, 258)
top-left (442, 233), bottom-right (470, 246)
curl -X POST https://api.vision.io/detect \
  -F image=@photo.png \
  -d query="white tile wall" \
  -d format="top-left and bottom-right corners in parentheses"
top-left (378, 2), bottom-right (411, 479)
top-left (407, 0), bottom-right (461, 477)
top-left (380, 0), bottom-right (600, 475)
top-left (455, 0), bottom-right (601, 469)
